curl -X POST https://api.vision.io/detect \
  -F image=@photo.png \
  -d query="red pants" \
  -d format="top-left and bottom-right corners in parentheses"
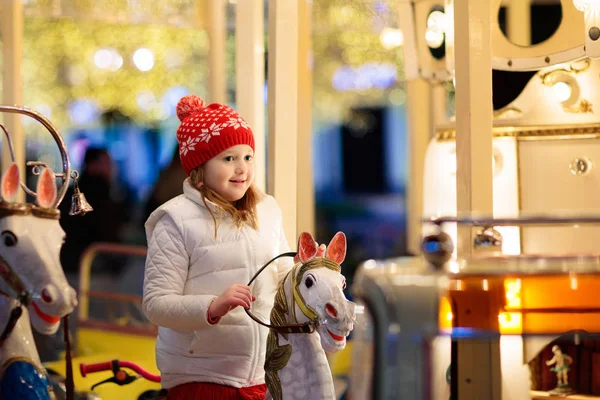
top-left (167, 382), bottom-right (267, 400)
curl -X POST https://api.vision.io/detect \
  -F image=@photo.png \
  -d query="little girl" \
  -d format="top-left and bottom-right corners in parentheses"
top-left (143, 94), bottom-right (294, 400)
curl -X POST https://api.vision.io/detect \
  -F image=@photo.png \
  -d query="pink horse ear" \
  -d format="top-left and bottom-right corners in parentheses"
top-left (36, 168), bottom-right (57, 208)
top-left (325, 232), bottom-right (347, 264)
top-left (1, 163), bottom-right (20, 203)
top-left (297, 232), bottom-right (318, 263)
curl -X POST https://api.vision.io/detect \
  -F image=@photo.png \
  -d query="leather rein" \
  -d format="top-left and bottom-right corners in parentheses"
top-left (0, 254), bottom-right (31, 347)
top-left (244, 252), bottom-right (319, 335)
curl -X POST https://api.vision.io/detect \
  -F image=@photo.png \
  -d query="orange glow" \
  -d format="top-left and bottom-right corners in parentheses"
top-left (439, 296), bottom-right (453, 332)
top-left (498, 312), bottom-right (522, 334)
top-left (570, 276), bottom-right (578, 290)
top-left (504, 278), bottom-right (522, 309)
top-left (449, 279), bottom-right (463, 291)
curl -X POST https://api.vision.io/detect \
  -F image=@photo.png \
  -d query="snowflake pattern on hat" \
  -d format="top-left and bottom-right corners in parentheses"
top-left (179, 136), bottom-right (199, 156)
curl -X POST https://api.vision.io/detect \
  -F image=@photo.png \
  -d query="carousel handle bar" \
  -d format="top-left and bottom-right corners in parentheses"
top-left (421, 214), bottom-right (600, 269)
top-left (424, 214), bottom-right (600, 227)
top-left (80, 360), bottom-right (161, 383)
top-left (0, 105), bottom-right (71, 208)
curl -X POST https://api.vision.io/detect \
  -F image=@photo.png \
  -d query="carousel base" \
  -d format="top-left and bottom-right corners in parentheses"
top-left (531, 390), bottom-right (600, 399)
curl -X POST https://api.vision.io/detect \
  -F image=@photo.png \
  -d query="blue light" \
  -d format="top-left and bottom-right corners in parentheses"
top-left (162, 86), bottom-right (190, 111)
top-left (331, 63), bottom-right (397, 92)
top-left (67, 99), bottom-right (99, 125)
top-left (374, 1), bottom-right (388, 13)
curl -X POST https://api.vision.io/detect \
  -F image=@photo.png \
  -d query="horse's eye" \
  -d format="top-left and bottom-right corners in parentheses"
top-left (305, 276), bottom-right (314, 288)
top-left (1, 231), bottom-right (17, 247)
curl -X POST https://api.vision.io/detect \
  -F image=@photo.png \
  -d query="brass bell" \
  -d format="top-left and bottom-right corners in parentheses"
top-left (69, 178), bottom-right (93, 216)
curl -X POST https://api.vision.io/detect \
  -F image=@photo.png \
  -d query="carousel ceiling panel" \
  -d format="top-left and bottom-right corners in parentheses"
top-left (435, 60), bottom-right (600, 137)
top-left (402, 0), bottom-right (592, 80)
top-left (490, 0), bottom-right (584, 71)
top-left (22, 0), bottom-right (206, 28)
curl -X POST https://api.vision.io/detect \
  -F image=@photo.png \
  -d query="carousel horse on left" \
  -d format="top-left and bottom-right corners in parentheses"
top-left (0, 162), bottom-right (78, 399)
top-left (0, 105), bottom-right (88, 400)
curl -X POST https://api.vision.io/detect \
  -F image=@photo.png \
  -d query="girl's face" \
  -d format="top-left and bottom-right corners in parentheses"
top-left (203, 144), bottom-right (255, 202)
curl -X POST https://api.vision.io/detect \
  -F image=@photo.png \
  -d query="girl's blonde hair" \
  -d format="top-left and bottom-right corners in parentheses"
top-left (190, 166), bottom-right (262, 238)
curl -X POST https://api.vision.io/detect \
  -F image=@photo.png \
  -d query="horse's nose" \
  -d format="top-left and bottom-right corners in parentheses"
top-left (325, 302), bottom-right (339, 319)
top-left (41, 284), bottom-right (77, 309)
top-left (40, 284), bottom-right (58, 304)
top-left (68, 287), bottom-right (78, 308)
top-left (347, 300), bottom-right (356, 320)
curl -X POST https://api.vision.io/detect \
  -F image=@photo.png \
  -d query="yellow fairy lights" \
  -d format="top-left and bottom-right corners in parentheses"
top-left (0, 17), bottom-right (209, 137)
top-left (312, 0), bottom-right (405, 122)
top-left (0, 0), bottom-right (405, 135)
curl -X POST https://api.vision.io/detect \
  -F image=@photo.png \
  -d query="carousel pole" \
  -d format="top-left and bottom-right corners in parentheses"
top-left (0, 0), bottom-right (25, 202)
top-left (405, 81), bottom-right (431, 256)
top-left (267, 0), bottom-right (299, 246)
top-left (399, 0), bottom-right (433, 256)
top-left (206, 0), bottom-right (227, 104)
top-left (432, 83), bottom-right (447, 127)
top-left (235, 0), bottom-right (266, 191)
top-left (507, 0), bottom-right (531, 47)
top-left (296, 0), bottom-right (315, 236)
top-left (453, 0), bottom-right (500, 399)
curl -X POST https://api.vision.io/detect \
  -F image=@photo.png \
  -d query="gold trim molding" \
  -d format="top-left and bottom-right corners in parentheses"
top-left (435, 124), bottom-right (600, 142)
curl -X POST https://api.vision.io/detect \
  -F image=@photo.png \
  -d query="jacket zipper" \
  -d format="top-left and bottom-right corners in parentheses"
top-left (245, 226), bottom-right (260, 384)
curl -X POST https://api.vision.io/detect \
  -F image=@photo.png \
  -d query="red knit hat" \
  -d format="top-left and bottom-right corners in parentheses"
top-left (175, 94), bottom-right (255, 175)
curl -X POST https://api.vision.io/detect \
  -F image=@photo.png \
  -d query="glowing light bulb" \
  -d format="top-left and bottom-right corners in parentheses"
top-left (552, 81), bottom-right (572, 102)
top-left (379, 28), bottom-right (404, 49)
top-left (94, 48), bottom-right (113, 69)
top-left (133, 48), bottom-right (155, 72)
top-left (94, 48), bottom-right (123, 71)
top-left (425, 10), bottom-right (446, 49)
top-left (573, 0), bottom-right (600, 12)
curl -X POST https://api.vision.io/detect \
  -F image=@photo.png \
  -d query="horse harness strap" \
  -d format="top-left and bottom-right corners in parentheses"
top-left (244, 252), bottom-right (318, 335)
top-left (0, 254), bottom-right (31, 349)
top-left (0, 254), bottom-right (30, 305)
top-left (290, 267), bottom-right (318, 323)
top-left (0, 250), bottom-right (75, 400)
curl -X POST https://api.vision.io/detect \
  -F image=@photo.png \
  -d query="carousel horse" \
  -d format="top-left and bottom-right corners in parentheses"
top-left (0, 163), bottom-right (78, 399)
top-left (262, 232), bottom-right (356, 400)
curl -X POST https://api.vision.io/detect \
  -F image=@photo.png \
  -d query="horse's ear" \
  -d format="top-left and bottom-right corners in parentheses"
top-left (325, 232), bottom-right (347, 264)
top-left (36, 168), bottom-right (57, 209)
top-left (297, 232), bottom-right (318, 262)
top-left (1, 163), bottom-right (20, 203)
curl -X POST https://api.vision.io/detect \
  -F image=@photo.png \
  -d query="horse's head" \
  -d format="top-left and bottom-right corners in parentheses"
top-left (287, 232), bottom-right (356, 353)
top-left (0, 163), bottom-right (77, 335)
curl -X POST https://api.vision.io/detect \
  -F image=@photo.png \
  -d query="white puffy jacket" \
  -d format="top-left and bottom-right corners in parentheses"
top-left (143, 179), bottom-right (293, 389)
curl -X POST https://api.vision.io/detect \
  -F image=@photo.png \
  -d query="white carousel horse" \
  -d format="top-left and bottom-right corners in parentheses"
top-left (264, 232), bottom-right (356, 400)
top-left (0, 163), bottom-right (78, 399)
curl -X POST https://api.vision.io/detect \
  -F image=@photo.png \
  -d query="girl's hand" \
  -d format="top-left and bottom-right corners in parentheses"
top-left (209, 284), bottom-right (256, 318)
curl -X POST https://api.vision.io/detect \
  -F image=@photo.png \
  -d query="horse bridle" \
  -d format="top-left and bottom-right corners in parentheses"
top-left (0, 254), bottom-right (31, 347)
top-left (0, 254), bottom-right (75, 400)
top-left (244, 252), bottom-right (319, 335)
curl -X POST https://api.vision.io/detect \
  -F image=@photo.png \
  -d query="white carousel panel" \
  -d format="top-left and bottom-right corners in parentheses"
top-left (489, 0), bottom-right (584, 69)
top-left (494, 58), bottom-right (600, 126)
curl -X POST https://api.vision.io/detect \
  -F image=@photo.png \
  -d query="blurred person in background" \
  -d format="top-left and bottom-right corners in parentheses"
top-left (143, 146), bottom-right (187, 224)
top-left (59, 147), bottom-right (128, 274)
